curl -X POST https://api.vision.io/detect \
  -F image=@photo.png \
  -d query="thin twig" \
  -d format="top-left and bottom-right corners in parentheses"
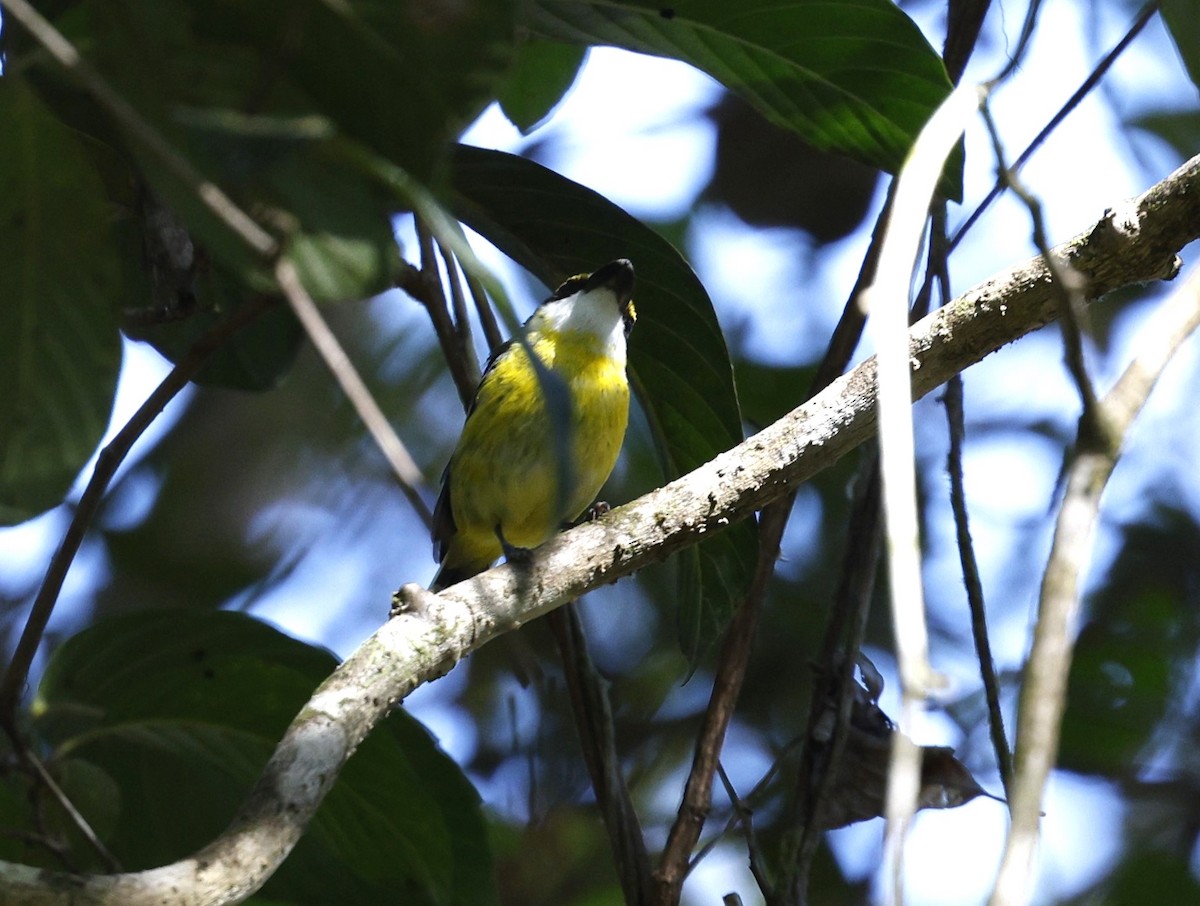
top-left (0, 0), bottom-right (276, 259)
top-left (810, 185), bottom-right (894, 392)
top-left (652, 504), bottom-right (788, 905)
top-left (978, 101), bottom-right (1103, 429)
top-left (949, 2), bottom-right (1160, 253)
top-left (23, 747), bottom-right (120, 871)
top-left (0, 296), bottom-right (278, 728)
top-left (546, 604), bottom-right (653, 905)
top-left (930, 207), bottom-right (1014, 793)
top-left (690, 736), bottom-right (804, 875)
top-left (274, 259), bottom-right (433, 527)
top-left (989, 0), bottom-right (1045, 85)
top-left (713, 761), bottom-right (772, 895)
top-left (944, 377), bottom-right (1014, 793)
top-left (991, 267), bottom-right (1200, 906)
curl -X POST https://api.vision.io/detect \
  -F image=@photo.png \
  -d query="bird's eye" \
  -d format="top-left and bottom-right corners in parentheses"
top-left (622, 300), bottom-right (637, 337)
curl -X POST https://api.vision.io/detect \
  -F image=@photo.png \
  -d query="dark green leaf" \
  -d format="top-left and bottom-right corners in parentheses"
top-left (526, 0), bottom-right (960, 199)
top-left (499, 40), bottom-right (589, 133)
top-left (1161, 0), bottom-right (1200, 95)
top-left (1090, 849), bottom-right (1200, 904)
top-left (448, 145), bottom-right (757, 664)
top-left (1061, 591), bottom-right (1174, 775)
top-left (50, 0), bottom-right (516, 182)
top-left (0, 80), bottom-right (123, 524)
top-left (121, 115), bottom-right (400, 388)
top-left (35, 610), bottom-right (495, 904)
top-left (1130, 110), bottom-right (1200, 162)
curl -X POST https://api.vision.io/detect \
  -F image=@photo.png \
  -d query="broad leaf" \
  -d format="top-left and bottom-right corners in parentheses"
top-left (499, 39), bottom-right (589, 133)
top-left (0, 81), bottom-right (123, 524)
top-left (525, 0), bottom-right (961, 199)
top-left (34, 610), bottom-right (496, 905)
top-left (448, 145), bottom-right (757, 664)
top-left (1161, 0), bottom-right (1200, 97)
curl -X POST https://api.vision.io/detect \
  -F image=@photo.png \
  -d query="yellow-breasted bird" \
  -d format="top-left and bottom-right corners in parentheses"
top-left (430, 259), bottom-right (636, 591)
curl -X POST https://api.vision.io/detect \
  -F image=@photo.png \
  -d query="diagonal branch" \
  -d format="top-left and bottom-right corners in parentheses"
top-left (2, 154), bottom-right (1199, 905)
top-left (990, 265), bottom-right (1200, 906)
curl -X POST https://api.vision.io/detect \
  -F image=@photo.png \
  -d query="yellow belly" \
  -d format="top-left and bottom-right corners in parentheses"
top-left (442, 333), bottom-right (629, 574)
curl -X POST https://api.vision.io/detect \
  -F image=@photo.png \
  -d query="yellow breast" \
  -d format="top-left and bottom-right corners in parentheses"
top-left (446, 327), bottom-right (629, 557)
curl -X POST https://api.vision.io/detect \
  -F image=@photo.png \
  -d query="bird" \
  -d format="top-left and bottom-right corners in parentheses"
top-left (430, 258), bottom-right (636, 591)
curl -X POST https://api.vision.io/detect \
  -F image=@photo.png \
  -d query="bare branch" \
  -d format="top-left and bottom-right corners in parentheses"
top-left (990, 266), bottom-right (1200, 906)
top-left (0, 297), bottom-right (277, 729)
top-left (862, 83), bottom-right (984, 893)
top-left (0, 0), bottom-right (276, 259)
top-left (653, 504), bottom-right (788, 904)
top-left (274, 260), bottom-right (434, 528)
top-left (944, 377), bottom-right (1014, 793)
top-left (950, 1), bottom-right (1160, 252)
top-left (547, 605), bottom-right (652, 904)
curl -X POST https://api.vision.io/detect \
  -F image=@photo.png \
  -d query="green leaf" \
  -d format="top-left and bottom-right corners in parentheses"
top-left (525, 0), bottom-right (960, 200)
top-left (1161, 0), bottom-right (1200, 96)
top-left (34, 610), bottom-right (496, 904)
top-left (1130, 110), bottom-right (1200, 162)
top-left (447, 145), bottom-right (757, 665)
top-left (0, 80), bottom-right (123, 525)
top-left (1061, 588), bottom-right (1182, 776)
top-left (499, 40), bottom-right (589, 133)
top-left (122, 115), bottom-right (401, 389)
top-left (51, 0), bottom-right (517, 182)
top-left (1095, 849), bottom-right (1200, 904)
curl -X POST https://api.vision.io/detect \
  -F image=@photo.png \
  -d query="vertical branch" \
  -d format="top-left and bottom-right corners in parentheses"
top-left (944, 376), bottom-right (1014, 793)
top-left (861, 84), bottom-right (984, 899)
top-left (546, 605), bottom-right (653, 904)
top-left (991, 268), bottom-right (1200, 905)
top-left (786, 460), bottom-right (883, 905)
top-left (652, 504), bottom-right (789, 905)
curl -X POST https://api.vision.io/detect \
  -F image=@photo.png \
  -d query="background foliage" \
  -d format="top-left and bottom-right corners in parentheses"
top-left (2, 0), bottom-right (1200, 903)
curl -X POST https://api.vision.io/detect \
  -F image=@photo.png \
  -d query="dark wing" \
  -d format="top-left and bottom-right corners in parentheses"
top-left (431, 458), bottom-right (457, 563)
top-left (431, 335), bottom-right (519, 563)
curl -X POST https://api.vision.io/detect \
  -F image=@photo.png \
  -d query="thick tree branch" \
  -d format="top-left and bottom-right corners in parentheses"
top-left (2, 155), bottom-right (1198, 905)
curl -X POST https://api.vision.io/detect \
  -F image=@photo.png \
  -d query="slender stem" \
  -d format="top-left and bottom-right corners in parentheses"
top-left (991, 267), bottom-right (1200, 906)
top-left (24, 745), bottom-right (120, 871)
top-left (547, 604), bottom-right (653, 904)
top-left (0, 298), bottom-right (277, 728)
top-left (978, 101), bottom-right (1102, 428)
top-left (944, 376), bottom-right (1014, 793)
top-left (652, 504), bottom-right (788, 904)
top-left (864, 83), bottom-right (984, 899)
top-left (274, 259), bottom-right (433, 527)
top-left (0, 0), bottom-right (276, 259)
top-left (949, 2), bottom-right (1160, 253)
